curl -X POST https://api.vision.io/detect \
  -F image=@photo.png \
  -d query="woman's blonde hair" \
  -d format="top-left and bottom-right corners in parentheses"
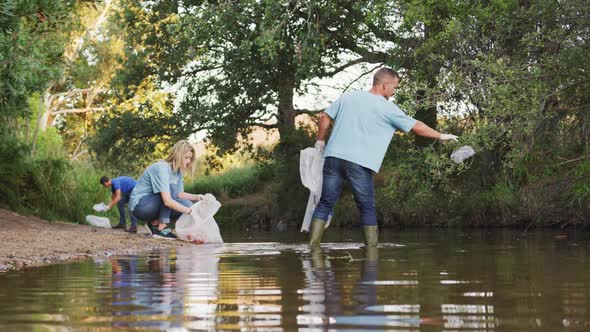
top-left (165, 140), bottom-right (196, 175)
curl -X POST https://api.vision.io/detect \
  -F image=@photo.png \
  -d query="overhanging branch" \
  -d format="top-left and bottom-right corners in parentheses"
top-left (295, 108), bottom-right (324, 115)
top-left (52, 107), bottom-right (105, 115)
top-left (318, 57), bottom-right (369, 78)
top-left (250, 122), bottom-right (278, 129)
top-left (343, 64), bottom-right (382, 92)
top-left (182, 64), bottom-right (224, 77)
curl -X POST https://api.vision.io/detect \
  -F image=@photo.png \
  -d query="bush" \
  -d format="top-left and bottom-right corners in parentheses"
top-left (0, 132), bottom-right (29, 208)
top-left (185, 165), bottom-right (266, 198)
top-left (0, 131), bottom-right (112, 223)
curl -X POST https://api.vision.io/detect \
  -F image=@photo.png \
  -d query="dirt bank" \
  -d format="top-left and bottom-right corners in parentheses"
top-left (0, 209), bottom-right (194, 272)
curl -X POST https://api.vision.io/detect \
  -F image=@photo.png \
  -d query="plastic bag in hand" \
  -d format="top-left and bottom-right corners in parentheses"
top-left (299, 147), bottom-right (332, 232)
top-left (93, 202), bottom-right (107, 212)
top-left (300, 147), bottom-right (324, 195)
top-left (175, 194), bottom-right (223, 243)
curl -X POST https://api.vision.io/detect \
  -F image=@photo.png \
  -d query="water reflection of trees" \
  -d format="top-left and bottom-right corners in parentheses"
top-left (0, 231), bottom-right (589, 330)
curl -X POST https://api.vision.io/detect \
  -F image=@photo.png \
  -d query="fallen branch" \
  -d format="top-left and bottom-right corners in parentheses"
top-left (555, 156), bottom-right (588, 166)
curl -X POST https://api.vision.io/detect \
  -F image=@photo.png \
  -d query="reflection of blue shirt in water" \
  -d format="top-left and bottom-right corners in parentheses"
top-left (129, 161), bottom-right (183, 211)
top-left (323, 91), bottom-right (417, 173)
top-left (110, 176), bottom-right (136, 195)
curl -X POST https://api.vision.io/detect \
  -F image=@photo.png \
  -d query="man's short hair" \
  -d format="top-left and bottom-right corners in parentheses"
top-left (99, 176), bottom-right (110, 185)
top-left (373, 68), bottom-right (400, 86)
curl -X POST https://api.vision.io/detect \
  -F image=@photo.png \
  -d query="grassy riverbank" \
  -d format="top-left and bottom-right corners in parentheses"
top-left (1, 129), bottom-right (587, 229)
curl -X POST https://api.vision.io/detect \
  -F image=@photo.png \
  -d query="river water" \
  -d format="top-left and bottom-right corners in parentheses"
top-left (0, 229), bottom-right (589, 331)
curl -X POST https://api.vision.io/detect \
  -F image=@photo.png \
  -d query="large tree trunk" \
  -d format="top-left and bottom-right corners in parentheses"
top-left (275, 50), bottom-right (297, 142)
top-left (275, 75), bottom-right (298, 156)
top-left (277, 79), bottom-right (296, 137)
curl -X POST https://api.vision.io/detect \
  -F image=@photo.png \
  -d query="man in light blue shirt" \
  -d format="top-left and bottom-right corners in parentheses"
top-left (310, 68), bottom-right (458, 246)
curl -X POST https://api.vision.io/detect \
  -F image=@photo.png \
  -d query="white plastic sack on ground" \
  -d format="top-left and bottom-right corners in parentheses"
top-left (450, 145), bottom-right (476, 163)
top-left (85, 215), bottom-right (111, 228)
top-left (299, 147), bottom-right (332, 232)
top-left (175, 194), bottom-right (223, 243)
top-left (93, 202), bottom-right (107, 212)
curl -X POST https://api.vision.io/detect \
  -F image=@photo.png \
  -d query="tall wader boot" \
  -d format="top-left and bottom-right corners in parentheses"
top-left (311, 247), bottom-right (325, 269)
top-left (309, 218), bottom-right (327, 246)
top-left (363, 225), bottom-right (378, 246)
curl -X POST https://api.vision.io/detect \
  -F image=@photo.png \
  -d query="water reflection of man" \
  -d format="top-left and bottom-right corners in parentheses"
top-left (300, 247), bottom-right (344, 328)
top-left (353, 247), bottom-right (379, 313)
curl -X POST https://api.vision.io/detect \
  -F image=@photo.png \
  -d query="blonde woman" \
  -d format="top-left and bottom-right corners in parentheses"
top-left (129, 140), bottom-right (203, 239)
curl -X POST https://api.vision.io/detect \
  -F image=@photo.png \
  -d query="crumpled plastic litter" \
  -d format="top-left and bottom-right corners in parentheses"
top-left (450, 145), bottom-right (475, 163)
top-left (299, 147), bottom-right (332, 232)
top-left (175, 193), bottom-right (223, 243)
top-left (93, 202), bottom-right (107, 212)
top-left (85, 215), bottom-right (111, 228)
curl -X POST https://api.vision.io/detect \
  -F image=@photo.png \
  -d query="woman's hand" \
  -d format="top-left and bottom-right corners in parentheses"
top-left (186, 234), bottom-right (204, 244)
top-left (178, 192), bottom-right (204, 202)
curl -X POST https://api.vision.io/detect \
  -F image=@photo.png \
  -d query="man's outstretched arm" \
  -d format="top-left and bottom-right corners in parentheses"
top-left (411, 120), bottom-right (458, 142)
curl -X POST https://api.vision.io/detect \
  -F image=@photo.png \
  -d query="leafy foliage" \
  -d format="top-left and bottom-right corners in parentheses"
top-left (108, 0), bottom-right (401, 155)
top-left (378, 0), bottom-right (590, 225)
top-left (0, 0), bottom-right (77, 125)
top-left (90, 77), bottom-right (179, 174)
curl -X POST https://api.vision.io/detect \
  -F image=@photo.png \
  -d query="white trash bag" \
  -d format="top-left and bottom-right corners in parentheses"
top-left (450, 145), bottom-right (475, 164)
top-left (85, 215), bottom-right (111, 228)
top-left (299, 147), bottom-right (332, 232)
top-left (300, 147), bottom-right (324, 195)
top-left (175, 194), bottom-right (223, 243)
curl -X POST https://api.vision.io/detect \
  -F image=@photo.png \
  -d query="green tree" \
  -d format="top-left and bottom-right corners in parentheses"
top-left (37, 0), bottom-right (123, 159)
top-left (0, 0), bottom-right (78, 131)
top-left (382, 0), bottom-right (590, 225)
top-left (108, 0), bottom-right (419, 154)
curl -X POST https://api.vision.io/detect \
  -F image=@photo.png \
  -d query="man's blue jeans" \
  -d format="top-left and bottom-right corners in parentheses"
top-left (312, 157), bottom-right (377, 226)
top-left (132, 186), bottom-right (191, 225)
top-left (117, 192), bottom-right (138, 227)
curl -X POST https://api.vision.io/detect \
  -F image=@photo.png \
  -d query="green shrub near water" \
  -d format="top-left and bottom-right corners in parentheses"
top-left (0, 131), bottom-right (113, 224)
top-left (185, 164), bottom-right (272, 198)
top-left (18, 159), bottom-right (111, 223)
top-left (0, 133), bottom-right (29, 208)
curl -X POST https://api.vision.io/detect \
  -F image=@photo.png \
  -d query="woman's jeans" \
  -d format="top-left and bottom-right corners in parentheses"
top-left (132, 190), bottom-right (191, 225)
top-left (312, 157), bottom-right (377, 226)
top-left (117, 192), bottom-right (137, 227)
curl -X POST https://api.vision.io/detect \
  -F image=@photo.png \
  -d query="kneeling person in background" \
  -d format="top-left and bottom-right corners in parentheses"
top-left (100, 175), bottom-right (138, 233)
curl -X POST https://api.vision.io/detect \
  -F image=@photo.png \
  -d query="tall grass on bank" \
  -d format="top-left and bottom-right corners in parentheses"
top-left (185, 165), bottom-right (271, 198)
top-left (0, 132), bottom-right (112, 223)
top-left (19, 159), bottom-right (111, 223)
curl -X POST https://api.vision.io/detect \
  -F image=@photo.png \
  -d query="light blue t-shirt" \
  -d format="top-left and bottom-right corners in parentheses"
top-left (324, 91), bottom-right (417, 173)
top-left (129, 161), bottom-right (184, 211)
